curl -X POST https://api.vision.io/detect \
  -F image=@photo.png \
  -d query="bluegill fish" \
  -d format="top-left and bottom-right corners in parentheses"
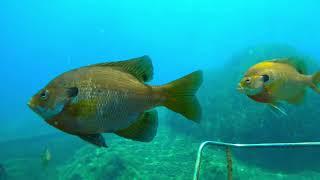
top-left (28, 56), bottom-right (202, 147)
top-left (42, 148), bottom-right (51, 168)
top-left (238, 58), bottom-right (320, 113)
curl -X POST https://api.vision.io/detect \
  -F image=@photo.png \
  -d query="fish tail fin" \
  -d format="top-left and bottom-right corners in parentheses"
top-left (312, 72), bottom-right (320, 85)
top-left (155, 70), bottom-right (203, 122)
top-left (309, 72), bottom-right (320, 93)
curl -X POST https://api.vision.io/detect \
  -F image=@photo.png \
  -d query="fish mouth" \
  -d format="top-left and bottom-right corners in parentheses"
top-left (27, 98), bottom-right (36, 109)
top-left (237, 84), bottom-right (245, 93)
top-left (27, 98), bottom-right (40, 114)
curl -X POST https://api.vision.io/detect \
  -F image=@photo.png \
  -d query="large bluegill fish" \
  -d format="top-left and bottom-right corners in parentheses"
top-left (28, 56), bottom-right (202, 147)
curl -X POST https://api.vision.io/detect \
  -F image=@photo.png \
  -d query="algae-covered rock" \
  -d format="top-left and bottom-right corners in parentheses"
top-left (57, 128), bottom-right (320, 180)
top-left (58, 129), bottom-right (199, 180)
top-left (3, 158), bottom-right (58, 180)
top-left (58, 147), bottom-right (134, 180)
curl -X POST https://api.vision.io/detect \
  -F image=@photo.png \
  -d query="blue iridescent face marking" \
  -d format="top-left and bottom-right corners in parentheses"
top-left (34, 103), bottom-right (65, 120)
top-left (28, 87), bottom-right (68, 120)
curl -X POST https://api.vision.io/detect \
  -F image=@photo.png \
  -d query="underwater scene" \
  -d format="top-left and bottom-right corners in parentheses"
top-left (2, 0), bottom-right (320, 179)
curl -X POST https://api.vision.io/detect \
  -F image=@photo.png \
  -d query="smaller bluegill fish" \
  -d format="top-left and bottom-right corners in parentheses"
top-left (238, 58), bottom-right (320, 113)
top-left (28, 56), bottom-right (203, 147)
top-left (42, 148), bottom-right (51, 168)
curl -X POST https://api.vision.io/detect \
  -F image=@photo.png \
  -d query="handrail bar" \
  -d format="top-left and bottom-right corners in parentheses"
top-left (193, 141), bottom-right (320, 180)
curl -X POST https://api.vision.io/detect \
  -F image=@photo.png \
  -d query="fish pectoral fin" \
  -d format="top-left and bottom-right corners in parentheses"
top-left (78, 134), bottom-right (107, 148)
top-left (268, 103), bottom-right (288, 116)
top-left (91, 55), bottom-right (153, 82)
top-left (115, 110), bottom-right (158, 142)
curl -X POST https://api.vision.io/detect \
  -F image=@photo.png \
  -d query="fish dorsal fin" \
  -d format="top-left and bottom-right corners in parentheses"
top-left (115, 110), bottom-right (158, 142)
top-left (270, 57), bottom-right (307, 74)
top-left (94, 55), bottom-right (153, 82)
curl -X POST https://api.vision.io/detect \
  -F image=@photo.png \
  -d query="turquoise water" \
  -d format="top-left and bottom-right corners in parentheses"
top-left (1, 1), bottom-right (320, 179)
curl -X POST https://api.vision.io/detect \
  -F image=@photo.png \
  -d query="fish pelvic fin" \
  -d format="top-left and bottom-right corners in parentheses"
top-left (78, 134), bottom-right (107, 148)
top-left (310, 72), bottom-right (320, 94)
top-left (115, 110), bottom-right (158, 142)
top-left (269, 103), bottom-right (288, 117)
top-left (155, 70), bottom-right (203, 122)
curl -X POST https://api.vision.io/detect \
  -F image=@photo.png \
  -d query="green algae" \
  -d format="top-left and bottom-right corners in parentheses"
top-left (56, 128), bottom-right (320, 180)
top-left (3, 127), bottom-right (320, 179)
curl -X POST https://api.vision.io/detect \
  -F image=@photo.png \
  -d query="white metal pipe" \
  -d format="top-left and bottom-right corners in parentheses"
top-left (193, 141), bottom-right (320, 180)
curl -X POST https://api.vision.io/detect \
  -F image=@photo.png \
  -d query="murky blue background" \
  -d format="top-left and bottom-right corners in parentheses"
top-left (1, 1), bottom-right (320, 179)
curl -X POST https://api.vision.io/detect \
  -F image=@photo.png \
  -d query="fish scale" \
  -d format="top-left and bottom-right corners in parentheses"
top-left (88, 89), bottom-right (146, 132)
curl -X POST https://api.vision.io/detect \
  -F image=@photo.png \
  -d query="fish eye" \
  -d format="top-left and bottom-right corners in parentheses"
top-left (245, 78), bottom-right (251, 84)
top-left (262, 75), bottom-right (270, 82)
top-left (40, 90), bottom-right (49, 100)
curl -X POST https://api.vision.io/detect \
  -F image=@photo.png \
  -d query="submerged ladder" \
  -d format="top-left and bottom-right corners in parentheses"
top-left (193, 141), bottom-right (320, 180)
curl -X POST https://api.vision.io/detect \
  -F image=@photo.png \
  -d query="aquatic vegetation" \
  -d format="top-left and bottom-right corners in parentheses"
top-left (58, 129), bottom-right (193, 180)
top-left (56, 128), bottom-right (320, 180)
top-left (3, 131), bottom-right (320, 180)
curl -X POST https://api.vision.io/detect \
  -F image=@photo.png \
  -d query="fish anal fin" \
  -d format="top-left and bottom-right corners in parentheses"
top-left (93, 56), bottom-right (153, 82)
top-left (78, 134), bottom-right (107, 148)
top-left (115, 110), bottom-right (158, 142)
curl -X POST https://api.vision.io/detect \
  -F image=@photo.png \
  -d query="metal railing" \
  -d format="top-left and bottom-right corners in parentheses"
top-left (193, 141), bottom-right (320, 180)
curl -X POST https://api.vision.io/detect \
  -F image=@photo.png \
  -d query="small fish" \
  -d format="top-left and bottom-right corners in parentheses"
top-left (237, 58), bottom-right (320, 114)
top-left (41, 148), bottom-right (51, 168)
top-left (28, 56), bottom-right (203, 147)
